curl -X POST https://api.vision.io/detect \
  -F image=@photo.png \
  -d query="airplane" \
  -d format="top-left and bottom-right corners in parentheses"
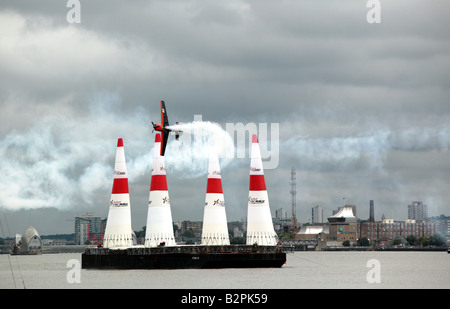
top-left (152, 100), bottom-right (181, 156)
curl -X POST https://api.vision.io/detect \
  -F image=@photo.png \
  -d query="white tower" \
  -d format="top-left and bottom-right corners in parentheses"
top-left (246, 134), bottom-right (278, 246)
top-left (201, 145), bottom-right (230, 245)
top-left (103, 138), bottom-right (134, 249)
top-left (144, 134), bottom-right (176, 247)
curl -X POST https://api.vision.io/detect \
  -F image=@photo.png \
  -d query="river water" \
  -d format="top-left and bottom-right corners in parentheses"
top-left (1, 251), bottom-right (449, 289)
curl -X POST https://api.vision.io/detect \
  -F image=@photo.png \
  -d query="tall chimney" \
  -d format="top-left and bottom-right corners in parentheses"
top-left (369, 200), bottom-right (375, 222)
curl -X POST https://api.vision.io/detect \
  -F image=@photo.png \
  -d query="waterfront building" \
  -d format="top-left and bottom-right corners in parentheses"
top-left (74, 213), bottom-right (106, 245)
top-left (181, 221), bottom-right (203, 238)
top-left (408, 201), bottom-right (428, 221)
top-left (327, 205), bottom-right (358, 245)
top-left (276, 208), bottom-right (288, 220)
top-left (359, 219), bottom-right (437, 241)
top-left (293, 205), bottom-right (358, 246)
top-left (295, 224), bottom-right (329, 240)
top-left (430, 216), bottom-right (449, 236)
top-left (12, 226), bottom-right (42, 255)
top-left (232, 226), bottom-right (244, 238)
top-left (312, 205), bottom-right (323, 224)
top-left (274, 208), bottom-right (291, 231)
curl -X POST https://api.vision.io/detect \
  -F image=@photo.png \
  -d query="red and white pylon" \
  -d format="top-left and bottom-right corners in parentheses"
top-left (246, 134), bottom-right (278, 246)
top-left (144, 133), bottom-right (176, 247)
top-left (103, 138), bottom-right (134, 249)
top-left (201, 144), bottom-right (230, 245)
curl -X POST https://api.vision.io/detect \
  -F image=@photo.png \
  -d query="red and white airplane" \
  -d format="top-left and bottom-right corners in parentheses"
top-left (152, 100), bottom-right (181, 156)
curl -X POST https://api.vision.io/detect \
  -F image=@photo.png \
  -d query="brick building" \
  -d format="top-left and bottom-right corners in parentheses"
top-left (360, 219), bottom-right (437, 241)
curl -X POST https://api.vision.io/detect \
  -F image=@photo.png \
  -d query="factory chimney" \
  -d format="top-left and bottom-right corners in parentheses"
top-left (145, 133), bottom-right (176, 247)
top-left (201, 142), bottom-right (230, 245)
top-left (369, 200), bottom-right (375, 222)
top-left (246, 134), bottom-right (278, 246)
top-left (103, 138), bottom-right (134, 249)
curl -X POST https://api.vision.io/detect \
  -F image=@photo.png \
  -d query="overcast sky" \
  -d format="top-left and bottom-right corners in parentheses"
top-left (1, 0), bottom-right (449, 235)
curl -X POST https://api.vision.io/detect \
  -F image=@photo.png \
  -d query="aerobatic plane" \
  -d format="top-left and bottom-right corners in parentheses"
top-left (152, 100), bottom-right (181, 156)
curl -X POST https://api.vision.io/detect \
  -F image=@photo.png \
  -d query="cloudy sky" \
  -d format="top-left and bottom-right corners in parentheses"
top-left (1, 0), bottom-right (449, 235)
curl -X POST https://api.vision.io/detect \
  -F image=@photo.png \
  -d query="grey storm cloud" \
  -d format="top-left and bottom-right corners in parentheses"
top-left (1, 0), bottom-right (449, 234)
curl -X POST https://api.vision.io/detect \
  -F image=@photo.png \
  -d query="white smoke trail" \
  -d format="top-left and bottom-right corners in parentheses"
top-left (284, 130), bottom-right (391, 169)
top-left (0, 109), bottom-right (235, 210)
top-left (165, 121), bottom-right (235, 178)
top-left (283, 126), bottom-right (450, 170)
top-left (2, 101), bottom-right (448, 212)
top-left (0, 112), bottom-right (136, 210)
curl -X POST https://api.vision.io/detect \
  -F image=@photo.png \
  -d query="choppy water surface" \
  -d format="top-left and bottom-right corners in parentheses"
top-left (1, 251), bottom-right (449, 289)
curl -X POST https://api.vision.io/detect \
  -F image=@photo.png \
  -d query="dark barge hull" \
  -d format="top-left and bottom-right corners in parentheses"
top-left (82, 245), bottom-right (286, 269)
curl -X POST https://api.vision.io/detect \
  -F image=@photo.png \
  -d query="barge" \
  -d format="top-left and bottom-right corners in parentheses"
top-left (82, 244), bottom-right (286, 269)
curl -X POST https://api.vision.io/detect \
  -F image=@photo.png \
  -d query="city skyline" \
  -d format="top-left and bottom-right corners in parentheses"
top-left (1, 1), bottom-right (449, 235)
top-left (41, 199), bottom-right (450, 238)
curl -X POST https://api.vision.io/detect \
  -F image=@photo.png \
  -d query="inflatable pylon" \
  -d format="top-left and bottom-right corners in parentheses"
top-left (103, 138), bottom-right (134, 249)
top-left (201, 143), bottom-right (230, 245)
top-left (144, 133), bottom-right (176, 247)
top-left (246, 134), bottom-right (278, 246)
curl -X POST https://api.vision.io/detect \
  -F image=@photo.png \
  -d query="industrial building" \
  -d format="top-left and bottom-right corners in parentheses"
top-left (295, 205), bottom-right (358, 246)
top-left (294, 200), bottom-right (443, 247)
top-left (359, 219), bottom-right (437, 241)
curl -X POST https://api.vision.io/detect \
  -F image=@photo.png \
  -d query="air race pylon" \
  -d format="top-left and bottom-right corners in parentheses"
top-left (246, 134), bottom-right (278, 246)
top-left (144, 133), bottom-right (176, 247)
top-left (201, 144), bottom-right (230, 245)
top-left (103, 138), bottom-right (134, 249)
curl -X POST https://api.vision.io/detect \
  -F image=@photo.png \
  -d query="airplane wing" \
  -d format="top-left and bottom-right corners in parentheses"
top-left (160, 100), bottom-right (169, 127)
top-left (160, 129), bottom-right (168, 156)
top-left (159, 100), bottom-right (170, 156)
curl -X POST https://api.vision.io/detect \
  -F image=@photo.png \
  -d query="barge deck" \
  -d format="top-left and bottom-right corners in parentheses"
top-left (82, 244), bottom-right (286, 269)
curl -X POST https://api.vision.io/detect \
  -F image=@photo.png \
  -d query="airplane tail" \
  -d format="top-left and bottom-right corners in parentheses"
top-left (175, 122), bottom-right (180, 140)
